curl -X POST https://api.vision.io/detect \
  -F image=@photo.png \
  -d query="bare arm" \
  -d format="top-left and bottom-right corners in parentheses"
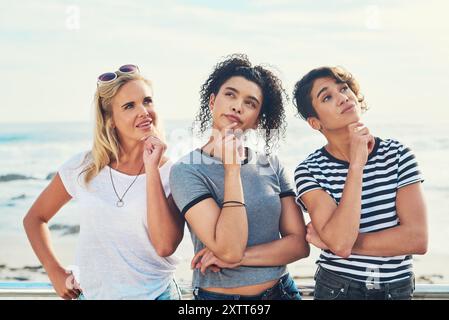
top-left (303, 167), bottom-right (363, 258)
top-left (184, 125), bottom-right (248, 264)
top-left (146, 166), bottom-right (184, 257)
top-left (306, 183), bottom-right (428, 256)
top-left (143, 136), bottom-right (185, 257)
top-left (185, 166), bottom-right (248, 264)
top-left (191, 197), bottom-right (310, 272)
top-left (301, 123), bottom-right (374, 258)
top-left (23, 174), bottom-right (81, 299)
top-left (351, 182), bottom-right (428, 256)
top-left (239, 196), bottom-right (309, 266)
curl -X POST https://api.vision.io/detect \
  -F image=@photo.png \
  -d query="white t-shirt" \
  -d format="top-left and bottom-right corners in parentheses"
top-left (58, 151), bottom-right (179, 299)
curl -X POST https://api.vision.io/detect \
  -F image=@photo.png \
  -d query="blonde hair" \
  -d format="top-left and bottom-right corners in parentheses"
top-left (81, 73), bottom-right (154, 184)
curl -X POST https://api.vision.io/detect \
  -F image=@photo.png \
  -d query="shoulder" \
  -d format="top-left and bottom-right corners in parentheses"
top-left (375, 138), bottom-right (414, 159)
top-left (60, 151), bottom-right (91, 172)
top-left (57, 151), bottom-right (91, 197)
top-left (169, 150), bottom-right (202, 178)
top-left (294, 148), bottom-right (324, 173)
top-left (247, 149), bottom-right (279, 175)
top-left (158, 156), bottom-right (173, 176)
top-left (377, 138), bottom-right (405, 151)
top-left (262, 151), bottom-right (281, 169)
top-left (171, 150), bottom-right (196, 168)
top-left (249, 148), bottom-right (285, 166)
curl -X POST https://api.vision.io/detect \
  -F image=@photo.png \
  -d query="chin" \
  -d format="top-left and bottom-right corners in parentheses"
top-left (214, 120), bottom-right (229, 131)
top-left (134, 130), bottom-right (151, 140)
top-left (347, 113), bottom-right (361, 122)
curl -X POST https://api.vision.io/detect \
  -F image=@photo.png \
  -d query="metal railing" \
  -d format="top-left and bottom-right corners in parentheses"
top-left (1, 282), bottom-right (449, 300)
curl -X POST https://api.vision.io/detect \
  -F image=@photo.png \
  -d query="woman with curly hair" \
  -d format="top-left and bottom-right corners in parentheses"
top-left (292, 66), bottom-right (428, 300)
top-left (169, 54), bottom-right (310, 300)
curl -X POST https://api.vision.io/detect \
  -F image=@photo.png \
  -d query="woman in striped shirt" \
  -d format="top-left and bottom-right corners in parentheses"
top-left (292, 66), bottom-right (428, 300)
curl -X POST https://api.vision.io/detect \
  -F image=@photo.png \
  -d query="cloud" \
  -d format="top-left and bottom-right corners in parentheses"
top-left (0, 0), bottom-right (448, 123)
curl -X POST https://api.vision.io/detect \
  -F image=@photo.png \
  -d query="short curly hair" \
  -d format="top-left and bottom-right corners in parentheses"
top-left (194, 54), bottom-right (287, 154)
top-left (292, 66), bottom-right (368, 120)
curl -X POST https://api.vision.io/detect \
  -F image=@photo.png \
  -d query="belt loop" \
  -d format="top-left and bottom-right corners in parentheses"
top-left (260, 286), bottom-right (268, 299)
top-left (263, 275), bottom-right (285, 299)
top-left (314, 266), bottom-right (321, 280)
top-left (385, 283), bottom-right (390, 300)
top-left (344, 279), bottom-right (350, 294)
top-left (280, 273), bottom-right (288, 286)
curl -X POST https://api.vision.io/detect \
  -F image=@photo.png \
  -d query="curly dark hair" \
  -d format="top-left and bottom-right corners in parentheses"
top-left (194, 54), bottom-right (287, 154)
top-left (292, 66), bottom-right (368, 120)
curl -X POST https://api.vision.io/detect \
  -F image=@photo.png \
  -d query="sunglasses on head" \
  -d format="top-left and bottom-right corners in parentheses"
top-left (97, 64), bottom-right (140, 85)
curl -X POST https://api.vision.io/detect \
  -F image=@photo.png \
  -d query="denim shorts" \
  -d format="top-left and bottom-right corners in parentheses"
top-left (314, 266), bottom-right (415, 300)
top-left (77, 278), bottom-right (182, 300)
top-left (193, 273), bottom-right (301, 300)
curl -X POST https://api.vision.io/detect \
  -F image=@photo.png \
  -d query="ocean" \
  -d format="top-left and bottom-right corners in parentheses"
top-left (1, 118), bottom-right (449, 284)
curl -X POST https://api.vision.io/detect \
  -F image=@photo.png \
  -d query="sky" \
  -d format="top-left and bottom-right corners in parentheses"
top-left (1, 0), bottom-right (449, 124)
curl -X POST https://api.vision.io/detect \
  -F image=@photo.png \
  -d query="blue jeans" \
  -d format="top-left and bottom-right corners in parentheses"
top-left (156, 278), bottom-right (182, 300)
top-left (314, 266), bottom-right (415, 300)
top-left (77, 278), bottom-right (182, 300)
top-left (193, 274), bottom-right (301, 300)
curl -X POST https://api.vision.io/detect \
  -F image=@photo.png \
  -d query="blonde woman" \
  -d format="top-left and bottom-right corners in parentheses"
top-left (23, 65), bottom-right (184, 300)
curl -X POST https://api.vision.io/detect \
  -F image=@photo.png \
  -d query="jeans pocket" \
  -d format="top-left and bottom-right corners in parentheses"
top-left (193, 293), bottom-right (203, 300)
top-left (388, 284), bottom-right (414, 300)
top-left (280, 277), bottom-right (302, 300)
top-left (314, 282), bottom-right (346, 300)
top-left (193, 288), bottom-right (206, 300)
top-left (281, 288), bottom-right (302, 300)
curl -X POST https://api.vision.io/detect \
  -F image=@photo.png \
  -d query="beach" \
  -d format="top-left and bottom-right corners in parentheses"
top-left (1, 228), bottom-right (448, 289)
top-left (1, 118), bottom-right (449, 292)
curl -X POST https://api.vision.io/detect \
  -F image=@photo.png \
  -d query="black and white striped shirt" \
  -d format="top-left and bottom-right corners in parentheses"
top-left (294, 137), bottom-right (423, 283)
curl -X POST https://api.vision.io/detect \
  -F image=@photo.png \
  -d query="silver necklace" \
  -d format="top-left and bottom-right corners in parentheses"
top-left (109, 164), bottom-right (144, 207)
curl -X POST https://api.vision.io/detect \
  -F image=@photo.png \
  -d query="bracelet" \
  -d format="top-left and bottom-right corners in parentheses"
top-left (221, 200), bottom-right (246, 208)
top-left (222, 204), bottom-right (246, 208)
